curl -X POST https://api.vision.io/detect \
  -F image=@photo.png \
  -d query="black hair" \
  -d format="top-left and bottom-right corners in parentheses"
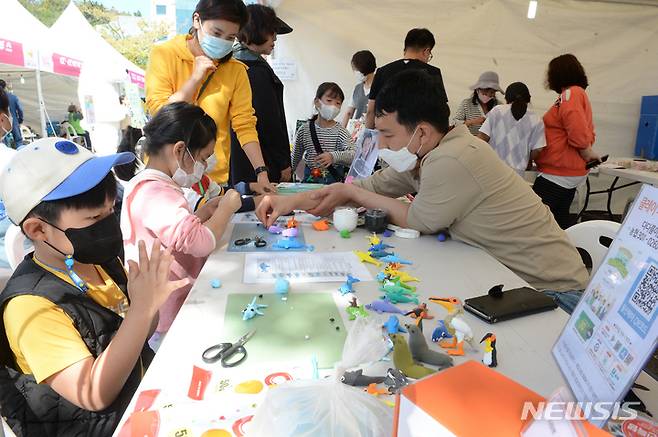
top-left (505, 82), bottom-right (531, 121)
top-left (0, 79), bottom-right (6, 90)
top-left (351, 50), bottom-right (376, 75)
top-left (191, 0), bottom-right (248, 63)
top-left (143, 102), bottom-right (217, 157)
top-left (546, 53), bottom-right (588, 94)
top-left (68, 104), bottom-right (77, 113)
top-left (114, 126), bottom-right (144, 181)
top-left (0, 89), bottom-right (8, 113)
top-left (375, 69), bottom-right (450, 134)
top-left (239, 4), bottom-right (277, 45)
top-left (470, 90), bottom-right (499, 112)
top-left (310, 82), bottom-right (344, 121)
top-left (404, 28), bottom-right (435, 51)
top-left (22, 172), bottom-right (118, 227)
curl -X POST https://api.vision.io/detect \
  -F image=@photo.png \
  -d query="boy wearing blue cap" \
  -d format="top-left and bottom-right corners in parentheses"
top-left (0, 138), bottom-right (187, 436)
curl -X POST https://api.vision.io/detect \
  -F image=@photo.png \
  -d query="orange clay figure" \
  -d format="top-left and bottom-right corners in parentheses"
top-left (310, 168), bottom-right (323, 179)
top-left (287, 217), bottom-right (298, 228)
top-left (405, 303), bottom-right (434, 321)
top-left (364, 383), bottom-right (388, 397)
top-left (312, 219), bottom-right (330, 231)
top-left (386, 262), bottom-right (402, 271)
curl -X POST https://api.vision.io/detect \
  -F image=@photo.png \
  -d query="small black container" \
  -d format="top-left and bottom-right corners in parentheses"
top-left (364, 208), bottom-right (388, 233)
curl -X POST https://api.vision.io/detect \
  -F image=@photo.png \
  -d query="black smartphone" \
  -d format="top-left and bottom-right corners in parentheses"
top-left (586, 154), bottom-right (609, 170)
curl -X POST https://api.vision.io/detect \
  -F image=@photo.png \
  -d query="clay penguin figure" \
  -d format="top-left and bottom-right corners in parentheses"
top-left (405, 324), bottom-right (453, 369)
top-left (383, 368), bottom-right (409, 394)
top-left (340, 369), bottom-right (386, 387)
top-left (390, 334), bottom-right (436, 379)
top-left (480, 333), bottom-right (498, 367)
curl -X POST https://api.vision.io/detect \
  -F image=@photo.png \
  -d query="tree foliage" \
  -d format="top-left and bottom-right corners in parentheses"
top-left (19, 0), bottom-right (166, 70)
top-left (100, 20), bottom-right (171, 69)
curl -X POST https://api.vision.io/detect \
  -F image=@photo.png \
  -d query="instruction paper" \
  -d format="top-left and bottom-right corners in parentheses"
top-left (553, 184), bottom-right (658, 427)
top-left (243, 251), bottom-right (373, 283)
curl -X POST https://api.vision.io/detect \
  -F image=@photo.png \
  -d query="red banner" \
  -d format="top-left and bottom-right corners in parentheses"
top-left (52, 53), bottom-right (82, 77)
top-left (0, 38), bottom-right (25, 67)
top-left (127, 69), bottom-right (145, 89)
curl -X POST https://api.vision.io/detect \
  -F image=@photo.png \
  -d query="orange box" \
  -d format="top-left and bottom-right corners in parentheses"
top-left (393, 360), bottom-right (609, 437)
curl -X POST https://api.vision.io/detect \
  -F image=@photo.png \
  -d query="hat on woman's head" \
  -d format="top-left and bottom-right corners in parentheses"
top-left (470, 71), bottom-right (503, 93)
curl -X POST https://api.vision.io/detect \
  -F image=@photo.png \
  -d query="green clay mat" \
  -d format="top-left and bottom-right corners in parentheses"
top-left (275, 182), bottom-right (324, 195)
top-left (224, 292), bottom-right (346, 368)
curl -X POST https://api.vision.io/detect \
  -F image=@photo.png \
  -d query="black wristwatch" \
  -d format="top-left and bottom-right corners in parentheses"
top-left (254, 166), bottom-right (268, 176)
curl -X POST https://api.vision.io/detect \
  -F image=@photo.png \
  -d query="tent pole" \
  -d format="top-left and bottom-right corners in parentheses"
top-left (35, 60), bottom-right (47, 137)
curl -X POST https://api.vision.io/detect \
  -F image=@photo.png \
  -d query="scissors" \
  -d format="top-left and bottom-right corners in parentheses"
top-left (234, 237), bottom-right (267, 248)
top-left (202, 330), bottom-right (256, 367)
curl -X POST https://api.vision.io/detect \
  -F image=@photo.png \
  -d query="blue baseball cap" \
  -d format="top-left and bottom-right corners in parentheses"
top-left (0, 138), bottom-right (135, 224)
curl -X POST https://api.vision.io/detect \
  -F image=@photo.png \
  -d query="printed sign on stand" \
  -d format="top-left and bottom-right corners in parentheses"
top-left (553, 184), bottom-right (658, 427)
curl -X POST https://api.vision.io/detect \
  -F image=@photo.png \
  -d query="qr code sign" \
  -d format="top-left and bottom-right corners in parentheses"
top-left (631, 264), bottom-right (658, 319)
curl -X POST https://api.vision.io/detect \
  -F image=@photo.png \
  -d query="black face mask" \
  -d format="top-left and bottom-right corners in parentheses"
top-left (45, 213), bottom-right (123, 265)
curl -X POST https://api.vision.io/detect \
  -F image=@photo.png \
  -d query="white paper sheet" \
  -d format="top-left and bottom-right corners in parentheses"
top-left (243, 251), bottom-right (374, 284)
top-left (231, 211), bottom-right (321, 225)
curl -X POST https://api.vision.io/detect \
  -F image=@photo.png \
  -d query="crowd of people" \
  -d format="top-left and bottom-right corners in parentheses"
top-left (0, 0), bottom-right (605, 434)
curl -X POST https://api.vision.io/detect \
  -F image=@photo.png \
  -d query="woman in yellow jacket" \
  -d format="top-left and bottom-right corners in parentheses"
top-left (145, 0), bottom-right (273, 191)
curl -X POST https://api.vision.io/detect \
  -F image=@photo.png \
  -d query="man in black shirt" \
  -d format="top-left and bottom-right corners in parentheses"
top-left (365, 28), bottom-right (448, 129)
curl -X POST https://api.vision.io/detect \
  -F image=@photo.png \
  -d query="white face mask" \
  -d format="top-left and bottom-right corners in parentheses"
top-left (478, 90), bottom-right (493, 104)
top-left (205, 153), bottom-right (218, 171)
top-left (1, 113), bottom-right (12, 141)
top-left (172, 148), bottom-right (205, 187)
top-left (318, 102), bottom-right (340, 121)
top-left (378, 127), bottom-right (422, 173)
top-left (354, 71), bottom-right (366, 82)
top-left (198, 24), bottom-right (234, 60)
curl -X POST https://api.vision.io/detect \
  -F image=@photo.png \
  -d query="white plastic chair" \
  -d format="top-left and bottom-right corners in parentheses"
top-left (566, 220), bottom-right (621, 274)
top-left (64, 123), bottom-right (88, 150)
top-left (5, 224), bottom-right (29, 270)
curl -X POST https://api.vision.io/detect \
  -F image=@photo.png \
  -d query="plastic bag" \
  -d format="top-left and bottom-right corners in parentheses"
top-left (249, 316), bottom-right (393, 437)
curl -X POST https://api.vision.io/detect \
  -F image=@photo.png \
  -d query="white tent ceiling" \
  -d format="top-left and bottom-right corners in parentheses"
top-left (273, 0), bottom-right (658, 158)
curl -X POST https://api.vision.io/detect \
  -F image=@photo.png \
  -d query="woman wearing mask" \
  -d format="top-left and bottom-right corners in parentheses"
top-left (453, 71), bottom-right (503, 135)
top-left (121, 102), bottom-right (243, 341)
top-left (342, 50), bottom-right (377, 128)
top-left (533, 54), bottom-right (599, 229)
top-left (291, 83), bottom-right (355, 184)
top-left (230, 4), bottom-right (293, 185)
top-left (145, 0), bottom-right (274, 193)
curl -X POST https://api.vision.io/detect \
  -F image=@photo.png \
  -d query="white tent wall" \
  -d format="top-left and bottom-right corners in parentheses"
top-left (1, 69), bottom-right (78, 133)
top-left (273, 0), bottom-right (658, 213)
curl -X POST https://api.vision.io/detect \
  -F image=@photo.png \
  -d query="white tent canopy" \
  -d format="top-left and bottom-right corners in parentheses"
top-left (49, 2), bottom-right (146, 154)
top-left (49, 2), bottom-right (145, 85)
top-left (274, 0), bottom-right (658, 158)
top-left (0, 0), bottom-right (80, 136)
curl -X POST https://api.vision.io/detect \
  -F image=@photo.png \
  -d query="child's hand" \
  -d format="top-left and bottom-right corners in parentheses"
top-left (219, 189), bottom-right (242, 213)
top-left (127, 240), bottom-right (190, 316)
top-left (315, 152), bottom-right (334, 168)
top-left (195, 196), bottom-right (221, 222)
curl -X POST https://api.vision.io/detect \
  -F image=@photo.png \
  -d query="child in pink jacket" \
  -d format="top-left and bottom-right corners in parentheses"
top-left (121, 103), bottom-right (242, 339)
